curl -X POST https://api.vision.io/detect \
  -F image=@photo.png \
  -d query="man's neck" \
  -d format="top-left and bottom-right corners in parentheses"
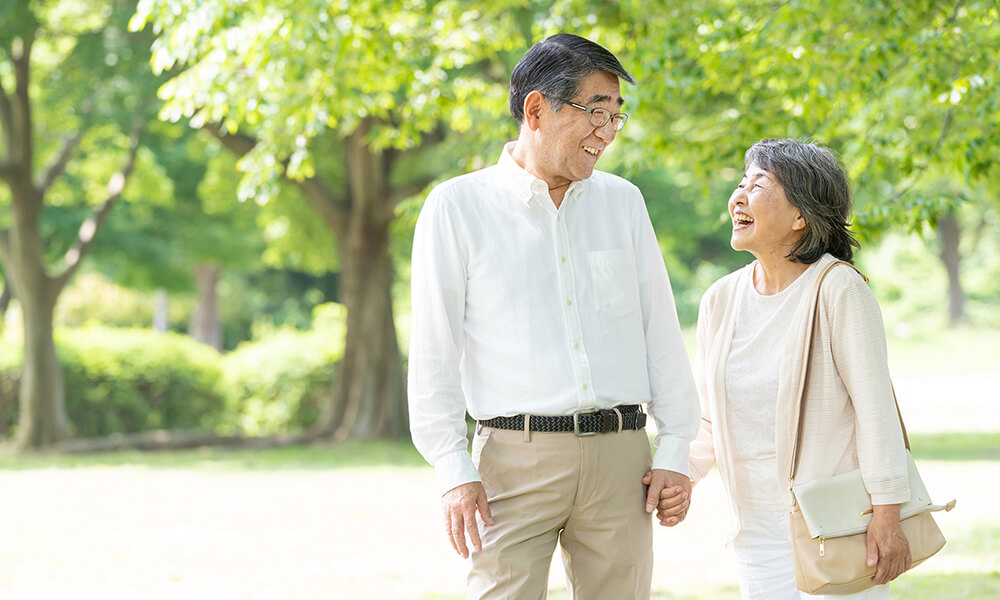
top-left (510, 139), bottom-right (570, 209)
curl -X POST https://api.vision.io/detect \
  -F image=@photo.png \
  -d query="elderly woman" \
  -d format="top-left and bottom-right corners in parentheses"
top-left (655, 139), bottom-right (911, 599)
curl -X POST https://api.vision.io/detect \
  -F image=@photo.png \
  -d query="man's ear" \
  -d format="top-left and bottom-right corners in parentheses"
top-left (523, 91), bottom-right (545, 132)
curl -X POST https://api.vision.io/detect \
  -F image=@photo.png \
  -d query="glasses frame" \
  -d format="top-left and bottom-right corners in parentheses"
top-left (560, 100), bottom-right (629, 131)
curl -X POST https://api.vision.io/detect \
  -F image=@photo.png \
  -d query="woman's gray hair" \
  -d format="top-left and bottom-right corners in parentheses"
top-left (745, 138), bottom-right (860, 264)
top-left (509, 33), bottom-right (635, 124)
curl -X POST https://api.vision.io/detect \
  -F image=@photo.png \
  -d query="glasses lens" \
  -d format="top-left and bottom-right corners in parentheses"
top-left (614, 114), bottom-right (628, 131)
top-left (589, 108), bottom-right (610, 128)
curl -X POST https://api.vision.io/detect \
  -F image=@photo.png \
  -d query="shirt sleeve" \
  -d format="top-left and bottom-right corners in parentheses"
top-left (828, 276), bottom-right (910, 505)
top-left (631, 191), bottom-right (700, 476)
top-left (407, 187), bottom-right (481, 495)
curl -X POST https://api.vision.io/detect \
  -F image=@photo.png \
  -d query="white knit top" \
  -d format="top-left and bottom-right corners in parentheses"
top-left (725, 263), bottom-right (813, 511)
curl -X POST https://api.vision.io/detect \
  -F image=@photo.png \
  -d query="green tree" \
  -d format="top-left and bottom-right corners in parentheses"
top-left (0, 0), bottom-right (160, 449)
top-left (619, 0), bottom-right (999, 324)
top-left (130, 0), bottom-right (540, 439)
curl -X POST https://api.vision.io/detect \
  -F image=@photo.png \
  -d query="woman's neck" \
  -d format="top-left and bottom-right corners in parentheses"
top-left (753, 255), bottom-right (809, 295)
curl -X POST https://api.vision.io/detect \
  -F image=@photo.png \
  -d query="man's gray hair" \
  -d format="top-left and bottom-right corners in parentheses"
top-left (509, 33), bottom-right (635, 124)
top-left (745, 138), bottom-right (860, 264)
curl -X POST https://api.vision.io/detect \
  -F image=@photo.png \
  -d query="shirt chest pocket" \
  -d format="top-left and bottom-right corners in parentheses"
top-left (589, 249), bottom-right (641, 318)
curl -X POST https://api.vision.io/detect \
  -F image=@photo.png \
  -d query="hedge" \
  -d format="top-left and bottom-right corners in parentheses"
top-left (0, 327), bottom-right (229, 438)
top-left (0, 303), bottom-right (346, 440)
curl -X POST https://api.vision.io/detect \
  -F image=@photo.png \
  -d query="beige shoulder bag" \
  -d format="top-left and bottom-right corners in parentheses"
top-left (788, 260), bottom-right (956, 595)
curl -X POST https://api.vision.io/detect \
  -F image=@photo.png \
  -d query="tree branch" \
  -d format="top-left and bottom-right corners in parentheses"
top-left (11, 36), bottom-right (34, 173)
top-left (201, 121), bottom-right (257, 157)
top-left (53, 123), bottom-right (142, 292)
top-left (387, 177), bottom-right (436, 207)
top-left (889, 105), bottom-right (955, 205)
top-left (202, 121), bottom-right (350, 232)
top-left (0, 76), bottom-right (14, 157)
top-left (34, 129), bottom-right (85, 196)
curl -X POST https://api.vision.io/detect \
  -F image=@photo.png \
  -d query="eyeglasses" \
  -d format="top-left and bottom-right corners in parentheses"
top-left (560, 100), bottom-right (629, 131)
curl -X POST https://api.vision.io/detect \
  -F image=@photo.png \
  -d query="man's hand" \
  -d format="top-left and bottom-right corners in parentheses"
top-left (441, 482), bottom-right (494, 558)
top-left (641, 469), bottom-right (691, 527)
top-left (866, 504), bottom-right (911, 584)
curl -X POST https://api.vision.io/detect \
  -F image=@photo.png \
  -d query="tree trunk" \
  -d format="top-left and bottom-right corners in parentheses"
top-left (329, 220), bottom-right (407, 439)
top-left (937, 212), bottom-right (965, 327)
top-left (189, 263), bottom-right (222, 351)
top-left (152, 288), bottom-right (169, 332)
top-left (13, 284), bottom-right (67, 449)
top-left (316, 121), bottom-right (406, 439)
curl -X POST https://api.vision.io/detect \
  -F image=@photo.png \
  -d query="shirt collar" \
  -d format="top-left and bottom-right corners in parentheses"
top-left (497, 142), bottom-right (589, 206)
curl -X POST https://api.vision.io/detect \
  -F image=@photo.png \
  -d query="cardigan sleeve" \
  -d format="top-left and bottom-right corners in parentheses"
top-left (828, 276), bottom-right (910, 505)
top-left (689, 289), bottom-right (718, 484)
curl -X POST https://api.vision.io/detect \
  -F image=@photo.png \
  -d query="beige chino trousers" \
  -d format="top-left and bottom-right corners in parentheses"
top-left (467, 424), bottom-right (653, 600)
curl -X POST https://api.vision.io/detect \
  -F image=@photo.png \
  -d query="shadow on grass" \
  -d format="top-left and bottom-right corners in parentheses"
top-left (908, 432), bottom-right (1000, 461)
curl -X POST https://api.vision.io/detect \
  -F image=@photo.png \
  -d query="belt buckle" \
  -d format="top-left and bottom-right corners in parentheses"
top-left (573, 408), bottom-right (599, 437)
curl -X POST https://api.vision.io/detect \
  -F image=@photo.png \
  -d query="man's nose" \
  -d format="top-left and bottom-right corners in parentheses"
top-left (594, 120), bottom-right (617, 142)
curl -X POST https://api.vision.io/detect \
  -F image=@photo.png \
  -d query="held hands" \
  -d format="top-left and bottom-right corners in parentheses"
top-left (641, 469), bottom-right (691, 527)
top-left (866, 504), bottom-right (912, 584)
top-left (441, 481), bottom-right (494, 558)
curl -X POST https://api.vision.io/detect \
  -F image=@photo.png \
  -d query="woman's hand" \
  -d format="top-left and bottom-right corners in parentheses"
top-left (866, 504), bottom-right (911, 584)
top-left (641, 470), bottom-right (691, 527)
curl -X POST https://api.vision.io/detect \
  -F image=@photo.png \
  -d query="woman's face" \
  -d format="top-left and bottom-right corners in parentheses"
top-left (728, 163), bottom-right (806, 259)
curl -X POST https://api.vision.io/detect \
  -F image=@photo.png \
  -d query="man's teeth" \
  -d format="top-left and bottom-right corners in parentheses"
top-left (583, 146), bottom-right (599, 156)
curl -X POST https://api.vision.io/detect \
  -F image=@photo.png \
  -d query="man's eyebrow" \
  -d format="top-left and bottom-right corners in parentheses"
top-left (585, 94), bottom-right (625, 107)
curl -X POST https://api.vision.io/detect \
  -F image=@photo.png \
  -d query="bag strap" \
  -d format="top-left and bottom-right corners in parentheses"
top-left (788, 260), bottom-right (911, 484)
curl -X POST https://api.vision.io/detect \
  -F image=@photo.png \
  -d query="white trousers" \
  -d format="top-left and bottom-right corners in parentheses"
top-left (731, 507), bottom-right (890, 600)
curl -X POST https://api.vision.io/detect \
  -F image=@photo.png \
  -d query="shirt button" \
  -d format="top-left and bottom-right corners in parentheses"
top-left (566, 300), bottom-right (572, 306)
top-left (573, 343), bottom-right (580, 349)
top-left (561, 257), bottom-right (567, 263)
top-left (582, 384), bottom-right (588, 390)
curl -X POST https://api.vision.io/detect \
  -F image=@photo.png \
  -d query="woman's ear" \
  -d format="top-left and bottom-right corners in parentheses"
top-left (523, 91), bottom-right (545, 132)
top-left (792, 210), bottom-right (807, 231)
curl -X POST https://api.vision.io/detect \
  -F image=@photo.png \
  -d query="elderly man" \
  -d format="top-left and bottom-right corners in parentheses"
top-left (408, 33), bottom-right (699, 599)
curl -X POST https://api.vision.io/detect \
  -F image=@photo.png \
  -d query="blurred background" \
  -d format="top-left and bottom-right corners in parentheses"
top-left (0, 1), bottom-right (996, 598)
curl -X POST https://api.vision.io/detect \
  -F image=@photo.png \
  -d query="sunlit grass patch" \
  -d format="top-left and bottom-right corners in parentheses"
top-left (909, 432), bottom-right (1000, 462)
top-left (0, 439), bottom-right (427, 471)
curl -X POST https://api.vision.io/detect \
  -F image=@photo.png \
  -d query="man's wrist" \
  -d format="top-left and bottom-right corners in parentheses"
top-left (434, 450), bottom-right (481, 495)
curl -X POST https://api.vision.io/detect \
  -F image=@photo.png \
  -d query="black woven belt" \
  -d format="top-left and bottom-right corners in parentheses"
top-left (478, 405), bottom-right (646, 437)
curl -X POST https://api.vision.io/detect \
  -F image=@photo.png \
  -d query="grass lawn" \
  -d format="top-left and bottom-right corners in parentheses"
top-left (0, 435), bottom-right (995, 599)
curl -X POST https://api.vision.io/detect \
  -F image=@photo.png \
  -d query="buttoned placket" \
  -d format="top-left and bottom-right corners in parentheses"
top-left (550, 183), bottom-right (596, 410)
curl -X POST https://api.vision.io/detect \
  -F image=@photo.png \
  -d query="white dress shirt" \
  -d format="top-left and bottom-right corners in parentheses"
top-left (408, 142), bottom-right (699, 494)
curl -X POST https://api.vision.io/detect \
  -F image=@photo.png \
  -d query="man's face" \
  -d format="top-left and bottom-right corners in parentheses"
top-left (535, 70), bottom-right (623, 187)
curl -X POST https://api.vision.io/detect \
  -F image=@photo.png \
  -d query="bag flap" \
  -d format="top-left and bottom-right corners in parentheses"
top-left (792, 451), bottom-right (940, 539)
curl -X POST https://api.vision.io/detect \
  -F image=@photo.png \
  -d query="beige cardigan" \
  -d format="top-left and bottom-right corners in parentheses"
top-left (689, 254), bottom-right (910, 542)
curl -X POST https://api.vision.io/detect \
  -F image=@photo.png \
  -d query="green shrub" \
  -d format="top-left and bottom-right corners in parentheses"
top-left (0, 327), bottom-right (229, 438)
top-left (223, 303), bottom-right (345, 435)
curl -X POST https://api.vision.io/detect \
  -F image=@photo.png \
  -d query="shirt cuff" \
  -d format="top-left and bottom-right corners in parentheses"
top-left (434, 449), bottom-right (482, 495)
top-left (651, 435), bottom-right (692, 478)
